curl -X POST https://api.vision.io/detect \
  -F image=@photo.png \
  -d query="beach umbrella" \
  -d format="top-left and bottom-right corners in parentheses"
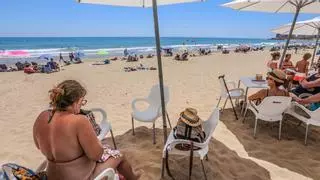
top-left (272, 16), bottom-right (320, 65)
top-left (97, 50), bottom-right (109, 56)
top-left (222, 0), bottom-right (320, 67)
top-left (75, 51), bottom-right (85, 58)
top-left (39, 54), bottom-right (54, 60)
top-left (77, 0), bottom-right (205, 145)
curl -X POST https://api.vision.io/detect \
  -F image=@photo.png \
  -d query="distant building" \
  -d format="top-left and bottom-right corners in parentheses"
top-left (272, 33), bottom-right (317, 40)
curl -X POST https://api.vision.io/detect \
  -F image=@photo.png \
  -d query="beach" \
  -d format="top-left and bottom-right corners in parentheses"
top-left (0, 50), bottom-right (319, 179)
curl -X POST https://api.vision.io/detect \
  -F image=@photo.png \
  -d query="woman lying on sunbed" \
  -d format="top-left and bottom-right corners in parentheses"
top-left (33, 80), bottom-right (139, 180)
top-left (248, 69), bottom-right (289, 105)
top-left (291, 69), bottom-right (320, 98)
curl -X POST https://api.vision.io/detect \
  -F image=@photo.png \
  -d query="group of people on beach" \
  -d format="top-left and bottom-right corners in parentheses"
top-left (249, 52), bottom-right (320, 111)
top-left (0, 52), bottom-right (85, 74)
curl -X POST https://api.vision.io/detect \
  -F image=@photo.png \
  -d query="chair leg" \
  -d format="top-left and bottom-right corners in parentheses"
top-left (254, 118), bottom-right (258, 139)
top-left (278, 120), bottom-right (282, 140)
top-left (222, 99), bottom-right (228, 112)
top-left (201, 160), bottom-right (208, 180)
top-left (166, 112), bottom-right (172, 129)
top-left (189, 142), bottom-right (194, 180)
top-left (205, 154), bottom-right (209, 161)
top-left (161, 157), bottom-right (165, 178)
top-left (153, 122), bottom-right (156, 144)
top-left (241, 100), bottom-right (247, 115)
top-left (305, 125), bottom-right (309, 145)
top-left (110, 129), bottom-right (117, 150)
top-left (131, 115), bottom-right (135, 136)
top-left (242, 108), bottom-right (248, 124)
top-left (165, 150), bottom-right (173, 178)
top-left (216, 96), bottom-right (222, 108)
top-left (229, 98), bottom-right (238, 120)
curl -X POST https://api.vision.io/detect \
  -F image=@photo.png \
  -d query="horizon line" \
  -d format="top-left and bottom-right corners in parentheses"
top-left (0, 36), bottom-right (273, 39)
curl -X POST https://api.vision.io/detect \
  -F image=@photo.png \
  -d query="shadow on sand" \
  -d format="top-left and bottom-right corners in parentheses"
top-left (104, 126), bottom-right (271, 180)
top-left (221, 108), bottom-right (320, 180)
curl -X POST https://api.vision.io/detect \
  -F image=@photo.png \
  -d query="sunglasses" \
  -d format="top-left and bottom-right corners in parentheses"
top-left (81, 99), bottom-right (87, 106)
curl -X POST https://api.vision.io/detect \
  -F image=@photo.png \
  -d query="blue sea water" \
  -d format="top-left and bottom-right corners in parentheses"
top-left (0, 37), bottom-right (284, 63)
top-left (0, 37), bottom-right (279, 50)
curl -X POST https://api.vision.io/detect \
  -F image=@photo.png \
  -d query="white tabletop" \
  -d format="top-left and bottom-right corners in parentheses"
top-left (240, 77), bottom-right (268, 89)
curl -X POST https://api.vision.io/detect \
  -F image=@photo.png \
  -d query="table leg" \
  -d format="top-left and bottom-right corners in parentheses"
top-left (241, 87), bottom-right (249, 116)
top-left (236, 80), bottom-right (241, 106)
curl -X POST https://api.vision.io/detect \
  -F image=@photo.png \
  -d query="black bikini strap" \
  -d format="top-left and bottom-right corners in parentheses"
top-left (48, 109), bottom-right (56, 124)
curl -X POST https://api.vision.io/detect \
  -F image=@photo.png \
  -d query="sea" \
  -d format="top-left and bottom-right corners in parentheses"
top-left (0, 37), bottom-right (309, 64)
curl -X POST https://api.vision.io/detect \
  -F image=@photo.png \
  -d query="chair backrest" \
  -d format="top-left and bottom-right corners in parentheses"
top-left (218, 75), bottom-right (228, 95)
top-left (257, 96), bottom-right (292, 116)
top-left (147, 84), bottom-right (169, 106)
top-left (310, 108), bottom-right (320, 121)
top-left (299, 93), bottom-right (313, 99)
top-left (203, 108), bottom-right (220, 145)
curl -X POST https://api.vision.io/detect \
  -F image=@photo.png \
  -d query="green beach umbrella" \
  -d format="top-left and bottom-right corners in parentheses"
top-left (97, 50), bottom-right (109, 56)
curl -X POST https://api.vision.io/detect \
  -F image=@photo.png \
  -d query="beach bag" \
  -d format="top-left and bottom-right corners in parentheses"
top-left (1, 163), bottom-right (46, 180)
top-left (173, 108), bottom-right (206, 150)
top-left (80, 109), bottom-right (102, 136)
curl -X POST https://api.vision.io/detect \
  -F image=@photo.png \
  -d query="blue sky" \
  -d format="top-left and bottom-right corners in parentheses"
top-left (0, 0), bottom-right (317, 38)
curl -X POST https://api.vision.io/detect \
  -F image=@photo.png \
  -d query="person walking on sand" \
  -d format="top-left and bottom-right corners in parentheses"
top-left (33, 80), bottom-right (139, 180)
top-left (124, 48), bottom-right (128, 57)
top-left (59, 53), bottom-right (64, 63)
top-left (296, 53), bottom-right (312, 74)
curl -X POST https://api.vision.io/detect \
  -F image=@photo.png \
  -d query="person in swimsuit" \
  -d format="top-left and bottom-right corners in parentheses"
top-left (267, 52), bottom-right (281, 70)
top-left (293, 92), bottom-right (320, 111)
top-left (295, 53), bottom-right (312, 74)
top-left (248, 69), bottom-right (289, 104)
top-left (281, 54), bottom-right (294, 70)
top-left (33, 80), bottom-right (138, 180)
top-left (291, 64), bottom-right (320, 96)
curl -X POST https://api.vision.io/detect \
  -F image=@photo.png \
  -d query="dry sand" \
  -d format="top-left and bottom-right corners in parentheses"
top-left (0, 50), bottom-right (318, 179)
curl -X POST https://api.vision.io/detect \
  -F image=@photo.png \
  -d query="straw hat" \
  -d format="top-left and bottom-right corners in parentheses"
top-left (179, 108), bottom-right (202, 127)
top-left (268, 69), bottom-right (286, 84)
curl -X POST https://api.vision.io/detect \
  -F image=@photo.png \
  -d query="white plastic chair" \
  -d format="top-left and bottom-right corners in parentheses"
top-left (161, 108), bottom-right (220, 180)
top-left (217, 76), bottom-right (245, 111)
top-left (131, 84), bottom-right (171, 144)
top-left (244, 96), bottom-right (292, 140)
top-left (94, 168), bottom-right (119, 180)
top-left (285, 102), bottom-right (320, 145)
top-left (35, 163), bottom-right (119, 180)
top-left (217, 75), bottom-right (244, 120)
top-left (90, 108), bottom-right (117, 148)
